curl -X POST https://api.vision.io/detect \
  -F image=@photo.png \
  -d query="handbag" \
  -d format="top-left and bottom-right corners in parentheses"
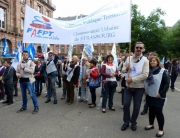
top-left (116, 75), bottom-right (121, 81)
top-left (121, 76), bottom-right (126, 87)
top-left (108, 81), bottom-right (117, 87)
top-left (82, 78), bottom-right (87, 84)
top-left (89, 74), bottom-right (101, 89)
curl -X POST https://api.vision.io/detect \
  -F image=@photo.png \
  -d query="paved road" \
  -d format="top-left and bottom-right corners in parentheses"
top-left (0, 79), bottom-right (180, 138)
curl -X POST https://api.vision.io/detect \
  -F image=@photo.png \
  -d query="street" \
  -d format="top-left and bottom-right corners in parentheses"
top-left (0, 78), bottom-right (180, 138)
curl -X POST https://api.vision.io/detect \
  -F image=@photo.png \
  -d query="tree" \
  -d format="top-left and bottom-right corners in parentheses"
top-left (119, 4), bottom-right (167, 57)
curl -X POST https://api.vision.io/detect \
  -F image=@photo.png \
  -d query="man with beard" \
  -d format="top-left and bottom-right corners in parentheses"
top-left (64, 56), bottom-right (80, 104)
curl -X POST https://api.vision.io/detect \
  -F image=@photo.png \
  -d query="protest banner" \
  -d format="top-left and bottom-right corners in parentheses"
top-left (23, 0), bottom-right (131, 44)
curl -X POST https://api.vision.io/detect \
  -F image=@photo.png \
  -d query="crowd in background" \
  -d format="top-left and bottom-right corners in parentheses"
top-left (0, 42), bottom-right (180, 137)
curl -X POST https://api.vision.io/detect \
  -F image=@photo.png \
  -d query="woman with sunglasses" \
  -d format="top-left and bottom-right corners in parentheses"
top-left (101, 54), bottom-right (118, 113)
top-left (144, 56), bottom-right (169, 137)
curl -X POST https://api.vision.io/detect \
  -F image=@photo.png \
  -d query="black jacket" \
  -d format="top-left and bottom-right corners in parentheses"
top-left (64, 62), bottom-right (80, 84)
top-left (153, 67), bottom-right (170, 98)
top-left (2, 66), bottom-right (14, 84)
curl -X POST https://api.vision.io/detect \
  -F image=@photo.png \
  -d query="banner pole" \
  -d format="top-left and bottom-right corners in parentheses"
top-left (127, 42), bottom-right (131, 88)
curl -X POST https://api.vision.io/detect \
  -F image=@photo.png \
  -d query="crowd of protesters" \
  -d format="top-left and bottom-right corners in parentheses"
top-left (0, 41), bottom-right (180, 137)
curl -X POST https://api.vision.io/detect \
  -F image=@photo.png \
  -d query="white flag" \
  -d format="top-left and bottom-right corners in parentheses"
top-left (67, 44), bottom-right (73, 61)
top-left (111, 43), bottom-right (118, 67)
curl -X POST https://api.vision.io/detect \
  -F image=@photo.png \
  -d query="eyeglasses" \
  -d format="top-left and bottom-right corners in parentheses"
top-left (136, 47), bottom-right (143, 50)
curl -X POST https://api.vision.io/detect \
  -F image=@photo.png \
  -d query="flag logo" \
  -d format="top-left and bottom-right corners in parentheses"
top-left (30, 16), bottom-right (52, 30)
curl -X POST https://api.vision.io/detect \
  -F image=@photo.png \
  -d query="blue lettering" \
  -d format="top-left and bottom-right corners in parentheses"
top-left (42, 31), bottom-right (48, 35)
top-left (49, 31), bottom-right (54, 36)
top-left (27, 28), bottom-right (33, 33)
top-left (37, 30), bottom-right (43, 35)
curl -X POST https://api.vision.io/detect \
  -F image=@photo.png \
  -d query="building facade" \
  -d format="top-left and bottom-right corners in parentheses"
top-left (0, 0), bottom-right (56, 56)
top-left (54, 43), bottom-right (119, 58)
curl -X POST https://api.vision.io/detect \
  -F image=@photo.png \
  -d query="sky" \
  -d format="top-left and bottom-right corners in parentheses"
top-left (52, 0), bottom-right (180, 27)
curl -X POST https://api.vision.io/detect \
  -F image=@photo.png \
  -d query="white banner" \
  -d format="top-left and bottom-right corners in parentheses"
top-left (23, 0), bottom-right (131, 44)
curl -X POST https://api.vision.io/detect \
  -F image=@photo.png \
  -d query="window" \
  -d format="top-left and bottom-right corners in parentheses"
top-left (94, 49), bottom-right (97, 53)
top-left (101, 43), bottom-right (104, 46)
top-left (21, 0), bottom-right (26, 3)
top-left (38, 5), bottom-right (41, 13)
top-left (109, 43), bottom-right (112, 46)
top-left (61, 48), bottom-right (64, 53)
top-left (0, 7), bottom-right (6, 29)
top-left (0, 39), bottom-right (4, 55)
top-left (30, 0), bottom-right (33, 8)
top-left (21, 18), bottom-right (24, 30)
top-left (94, 43), bottom-right (98, 46)
top-left (101, 49), bottom-right (105, 53)
top-left (45, 0), bottom-right (49, 3)
top-left (80, 48), bottom-right (83, 53)
top-left (46, 10), bottom-right (49, 17)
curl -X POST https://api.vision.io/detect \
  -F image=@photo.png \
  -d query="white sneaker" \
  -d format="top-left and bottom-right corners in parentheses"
top-left (0, 99), bottom-right (5, 103)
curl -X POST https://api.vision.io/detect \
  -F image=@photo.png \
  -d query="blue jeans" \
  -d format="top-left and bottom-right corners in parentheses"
top-left (20, 82), bottom-right (38, 109)
top-left (101, 83), bottom-right (105, 96)
top-left (102, 83), bottom-right (116, 109)
top-left (170, 74), bottom-right (178, 89)
top-left (123, 88), bottom-right (144, 125)
top-left (47, 76), bottom-right (57, 100)
top-left (35, 79), bottom-right (43, 95)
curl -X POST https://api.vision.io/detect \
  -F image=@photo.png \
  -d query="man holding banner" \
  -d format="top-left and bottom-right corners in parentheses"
top-left (121, 42), bottom-right (149, 131)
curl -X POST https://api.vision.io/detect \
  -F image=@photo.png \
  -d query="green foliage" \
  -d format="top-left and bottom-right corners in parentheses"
top-left (119, 4), bottom-right (169, 57)
top-left (72, 49), bottom-right (76, 56)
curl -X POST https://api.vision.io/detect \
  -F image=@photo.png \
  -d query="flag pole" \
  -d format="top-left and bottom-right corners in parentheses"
top-left (127, 0), bottom-right (132, 88)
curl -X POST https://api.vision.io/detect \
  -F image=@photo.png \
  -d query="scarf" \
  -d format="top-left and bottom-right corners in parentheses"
top-left (70, 62), bottom-right (77, 68)
top-left (146, 66), bottom-right (159, 86)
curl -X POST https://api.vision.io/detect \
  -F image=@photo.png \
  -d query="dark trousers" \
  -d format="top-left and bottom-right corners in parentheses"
top-left (0, 82), bottom-right (4, 100)
top-left (143, 100), bottom-right (149, 111)
top-left (123, 88), bottom-right (144, 125)
top-left (121, 88), bottom-right (124, 105)
top-left (170, 74), bottom-right (177, 89)
top-left (4, 84), bottom-right (13, 103)
top-left (35, 79), bottom-right (42, 95)
top-left (13, 81), bottom-right (18, 95)
top-left (90, 88), bottom-right (96, 104)
top-left (149, 105), bottom-right (164, 130)
top-left (102, 83), bottom-right (116, 109)
top-left (66, 82), bottom-right (74, 102)
top-left (58, 75), bottom-right (62, 87)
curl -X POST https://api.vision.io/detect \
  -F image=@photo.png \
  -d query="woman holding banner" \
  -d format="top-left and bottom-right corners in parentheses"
top-left (101, 54), bottom-right (118, 113)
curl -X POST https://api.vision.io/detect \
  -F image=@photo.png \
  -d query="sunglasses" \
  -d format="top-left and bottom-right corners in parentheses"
top-left (136, 47), bottom-right (143, 50)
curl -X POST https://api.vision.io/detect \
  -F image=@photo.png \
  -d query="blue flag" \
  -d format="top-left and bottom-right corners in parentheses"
top-left (3, 37), bottom-right (9, 56)
top-left (41, 44), bottom-right (48, 53)
top-left (83, 44), bottom-right (94, 57)
top-left (22, 43), bottom-right (25, 51)
top-left (25, 43), bottom-right (36, 60)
